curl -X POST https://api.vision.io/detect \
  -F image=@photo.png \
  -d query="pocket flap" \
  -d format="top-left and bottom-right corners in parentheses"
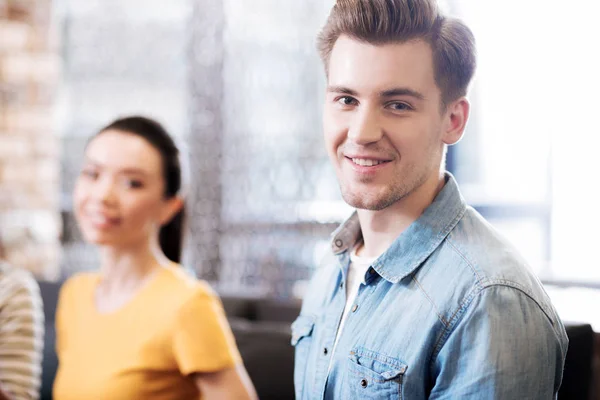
top-left (349, 346), bottom-right (408, 381)
top-left (380, 367), bottom-right (406, 380)
top-left (291, 315), bottom-right (315, 346)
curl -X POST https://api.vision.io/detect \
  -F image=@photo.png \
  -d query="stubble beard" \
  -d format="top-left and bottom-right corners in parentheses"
top-left (339, 163), bottom-right (429, 211)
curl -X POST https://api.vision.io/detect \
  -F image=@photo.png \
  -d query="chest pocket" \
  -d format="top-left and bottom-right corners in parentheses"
top-left (344, 346), bottom-right (408, 400)
top-left (291, 315), bottom-right (316, 399)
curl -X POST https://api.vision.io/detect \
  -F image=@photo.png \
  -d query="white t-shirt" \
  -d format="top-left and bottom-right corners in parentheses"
top-left (328, 242), bottom-right (377, 373)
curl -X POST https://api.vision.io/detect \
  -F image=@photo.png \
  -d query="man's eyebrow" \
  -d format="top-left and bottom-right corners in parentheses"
top-left (380, 88), bottom-right (425, 101)
top-left (327, 86), bottom-right (358, 96)
top-left (327, 86), bottom-right (426, 101)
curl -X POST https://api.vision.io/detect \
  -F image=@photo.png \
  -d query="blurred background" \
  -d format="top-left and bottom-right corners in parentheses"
top-left (3, 1), bottom-right (600, 398)
top-left (1, 0), bottom-right (600, 306)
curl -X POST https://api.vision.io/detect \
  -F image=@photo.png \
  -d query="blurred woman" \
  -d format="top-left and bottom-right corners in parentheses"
top-left (52, 116), bottom-right (256, 400)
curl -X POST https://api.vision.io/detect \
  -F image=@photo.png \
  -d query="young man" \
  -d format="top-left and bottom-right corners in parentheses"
top-left (292, 1), bottom-right (568, 399)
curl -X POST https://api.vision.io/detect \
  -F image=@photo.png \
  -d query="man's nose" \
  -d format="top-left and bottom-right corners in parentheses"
top-left (347, 108), bottom-right (383, 145)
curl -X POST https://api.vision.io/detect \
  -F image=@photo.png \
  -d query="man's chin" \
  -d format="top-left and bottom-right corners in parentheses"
top-left (342, 191), bottom-right (396, 211)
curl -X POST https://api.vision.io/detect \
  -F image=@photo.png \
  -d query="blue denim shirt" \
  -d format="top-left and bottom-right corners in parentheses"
top-left (292, 174), bottom-right (568, 399)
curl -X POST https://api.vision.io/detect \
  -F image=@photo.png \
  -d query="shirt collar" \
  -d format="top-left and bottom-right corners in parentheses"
top-left (330, 172), bottom-right (466, 283)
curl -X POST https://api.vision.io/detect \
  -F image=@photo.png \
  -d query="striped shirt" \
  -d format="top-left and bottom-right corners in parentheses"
top-left (0, 262), bottom-right (44, 400)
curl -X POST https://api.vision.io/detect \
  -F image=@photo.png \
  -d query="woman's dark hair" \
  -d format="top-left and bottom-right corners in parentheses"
top-left (95, 116), bottom-right (185, 263)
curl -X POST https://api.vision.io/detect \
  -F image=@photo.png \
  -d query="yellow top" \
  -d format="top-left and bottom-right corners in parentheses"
top-left (53, 265), bottom-right (241, 400)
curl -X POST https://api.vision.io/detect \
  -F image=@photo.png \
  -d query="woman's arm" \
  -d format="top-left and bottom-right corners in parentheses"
top-left (194, 364), bottom-right (258, 400)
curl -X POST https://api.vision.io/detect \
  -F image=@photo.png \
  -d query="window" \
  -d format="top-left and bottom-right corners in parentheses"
top-left (450, 0), bottom-right (600, 285)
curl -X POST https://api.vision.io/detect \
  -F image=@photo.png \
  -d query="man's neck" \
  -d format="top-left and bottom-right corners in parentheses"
top-left (356, 173), bottom-right (446, 259)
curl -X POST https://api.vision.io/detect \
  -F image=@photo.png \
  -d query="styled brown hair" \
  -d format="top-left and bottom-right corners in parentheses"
top-left (317, 0), bottom-right (476, 106)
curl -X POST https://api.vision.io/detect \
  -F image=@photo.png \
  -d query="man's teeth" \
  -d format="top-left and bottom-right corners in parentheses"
top-left (352, 158), bottom-right (384, 167)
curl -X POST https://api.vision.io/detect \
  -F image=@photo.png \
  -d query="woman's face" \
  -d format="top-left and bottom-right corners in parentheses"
top-left (73, 130), bottom-right (176, 248)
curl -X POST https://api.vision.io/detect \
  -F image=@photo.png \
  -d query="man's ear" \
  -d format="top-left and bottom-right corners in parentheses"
top-left (442, 97), bottom-right (470, 145)
top-left (159, 196), bottom-right (184, 226)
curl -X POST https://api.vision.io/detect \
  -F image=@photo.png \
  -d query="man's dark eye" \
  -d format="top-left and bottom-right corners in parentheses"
top-left (338, 96), bottom-right (357, 106)
top-left (389, 102), bottom-right (412, 111)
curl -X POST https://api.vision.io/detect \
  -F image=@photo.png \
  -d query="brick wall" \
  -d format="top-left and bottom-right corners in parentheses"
top-left (0, 0), bottom-right (61, 279)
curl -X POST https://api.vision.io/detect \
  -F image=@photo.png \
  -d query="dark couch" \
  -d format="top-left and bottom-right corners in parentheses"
top-left (38, 281), bottom-right (595, 400)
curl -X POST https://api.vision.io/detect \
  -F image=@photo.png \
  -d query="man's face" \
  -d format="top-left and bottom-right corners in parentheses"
top-left (323, 36), bottom-right (453, 211)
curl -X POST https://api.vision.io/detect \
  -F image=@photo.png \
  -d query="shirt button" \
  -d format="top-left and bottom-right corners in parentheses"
top-left (360, 379), bottom-right (368, 388)
top-left (323, 347), bottom-right (328, 355)
top-left (352, 304), bottom-right (358, 312)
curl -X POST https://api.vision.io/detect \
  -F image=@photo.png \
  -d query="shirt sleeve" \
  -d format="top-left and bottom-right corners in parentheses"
top-left (0, 270), bottom-right (44, 400)
top-left (429, 285), bottom-right (568, 399)
top-left (172, 287), bottom-right (242, 375)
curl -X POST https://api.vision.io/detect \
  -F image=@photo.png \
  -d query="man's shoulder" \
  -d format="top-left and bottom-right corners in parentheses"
top-left (428, 205), bottom-right (556, 319)
top-left (446, 206), bottom-right (540, 285)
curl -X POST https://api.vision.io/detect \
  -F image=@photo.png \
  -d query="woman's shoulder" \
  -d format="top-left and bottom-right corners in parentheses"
top-left (158, 264), bottom-right (217, 302)
top-left (61, 271), bottom-right (100, 296)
